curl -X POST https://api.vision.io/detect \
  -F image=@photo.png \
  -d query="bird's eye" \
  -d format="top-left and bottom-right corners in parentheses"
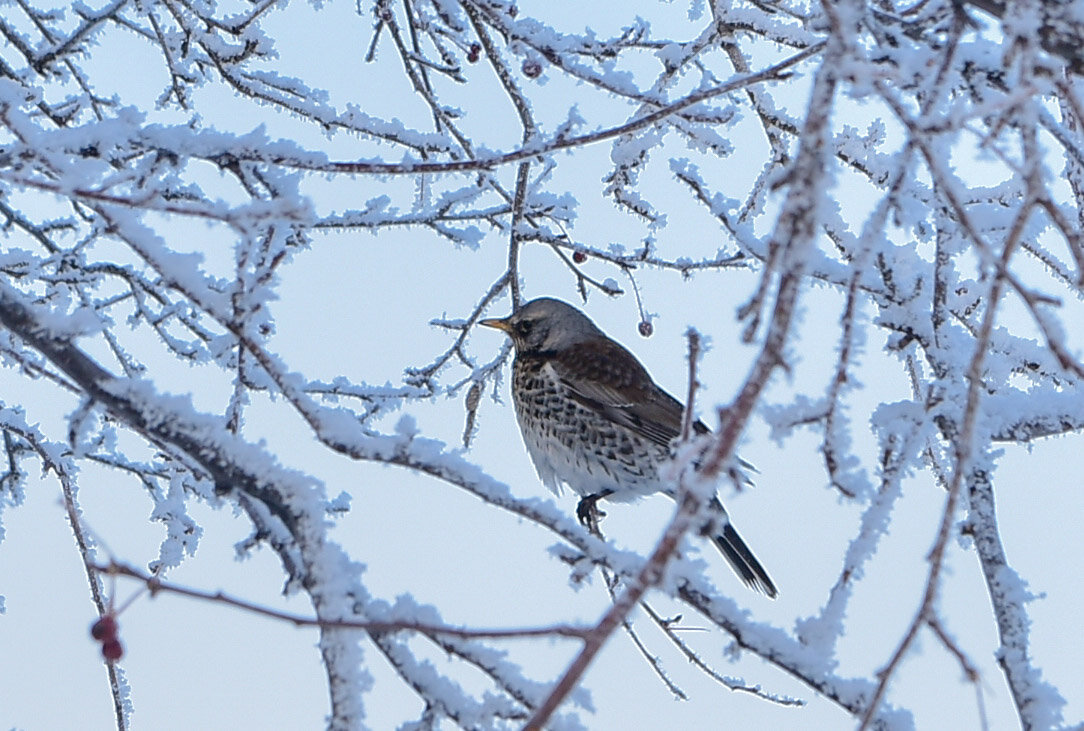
top-left (515, 320), bottom-right (533, 336)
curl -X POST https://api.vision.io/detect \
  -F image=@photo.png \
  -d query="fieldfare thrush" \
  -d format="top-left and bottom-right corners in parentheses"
top-left (481, 297), bottom-right (778, 597)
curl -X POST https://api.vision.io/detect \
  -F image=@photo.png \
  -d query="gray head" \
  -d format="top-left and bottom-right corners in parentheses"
top-left (479, 297), bottom-right (604, 353)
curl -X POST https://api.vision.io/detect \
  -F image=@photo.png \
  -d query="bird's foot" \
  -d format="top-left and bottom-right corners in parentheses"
top-left (576, 492), bottom-right (610, 538)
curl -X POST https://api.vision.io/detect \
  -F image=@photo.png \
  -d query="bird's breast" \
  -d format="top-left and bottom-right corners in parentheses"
top-left (510, 356), bottom-right (666, 500)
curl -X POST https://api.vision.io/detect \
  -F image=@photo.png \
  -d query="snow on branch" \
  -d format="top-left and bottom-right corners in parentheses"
top-left (1, 0), bottom-right (1083, 728)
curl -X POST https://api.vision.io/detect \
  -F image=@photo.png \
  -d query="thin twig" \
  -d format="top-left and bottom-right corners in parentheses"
top-left (93, 561), bottom-right (588, 640)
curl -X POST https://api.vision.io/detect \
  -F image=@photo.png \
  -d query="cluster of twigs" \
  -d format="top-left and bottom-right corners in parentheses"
top-left (2, 0), bottom-right (1084, 728)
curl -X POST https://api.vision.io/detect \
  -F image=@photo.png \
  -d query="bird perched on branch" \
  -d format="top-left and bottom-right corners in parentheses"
top-left (481, 297), bottom-right (777, 597)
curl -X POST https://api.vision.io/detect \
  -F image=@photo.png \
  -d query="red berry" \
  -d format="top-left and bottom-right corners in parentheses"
top-left (572, 251), bottom-right (586, 264)
top-left (91, 615), bottom-right (117, 641)
top-left (522, 60), bottom-right (541, 79)
top-left (467, 43), bottom-right (480, 63)
top-left (638, 320), bottom-right (653, 337)
top-left (101, 638), bottom-right (124, 663)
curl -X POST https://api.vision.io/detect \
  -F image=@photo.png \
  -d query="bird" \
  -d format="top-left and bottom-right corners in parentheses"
top-left (480, 297), bottom-right (778, 597)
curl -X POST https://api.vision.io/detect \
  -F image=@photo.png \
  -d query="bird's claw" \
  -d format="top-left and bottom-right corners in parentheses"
top-left (576, 494), bottom-right (607, 537)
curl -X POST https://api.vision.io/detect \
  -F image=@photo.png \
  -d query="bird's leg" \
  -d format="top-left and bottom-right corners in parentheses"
top-left (576, 490), bottom-right (613, 538)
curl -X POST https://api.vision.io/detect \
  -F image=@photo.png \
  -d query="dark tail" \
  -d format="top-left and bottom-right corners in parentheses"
top-left (708, 498), bottom-right (778, 598)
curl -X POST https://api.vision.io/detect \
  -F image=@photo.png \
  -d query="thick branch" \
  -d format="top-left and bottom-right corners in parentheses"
top-left (966, 469), bottom-right (1066, 730)
top-left (0, 281), bottom-right (366, 728)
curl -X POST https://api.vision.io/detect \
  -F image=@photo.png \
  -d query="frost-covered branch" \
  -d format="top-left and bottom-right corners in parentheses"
top-left (965, 469), bottom-right (1065, 730)
top-left (2, 0), bottom-right (1083, 727)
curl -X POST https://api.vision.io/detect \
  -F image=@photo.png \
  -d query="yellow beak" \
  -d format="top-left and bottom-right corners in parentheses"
top-left (479, 317), bottom-right (512, 333)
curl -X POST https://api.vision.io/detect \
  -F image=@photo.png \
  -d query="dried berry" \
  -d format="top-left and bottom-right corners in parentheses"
top-left (522, 60), bottom-right (541, 79)
top-left (638, 320), bottom-right (653, 338)
top-left (90, 615), bottom-right (117, 641)
top-left (572, 251), bottom-right (586, 264)
top-left (101, 638), bottom-right (124, 663)
top-left (467, 43), bottom-right (481, 63)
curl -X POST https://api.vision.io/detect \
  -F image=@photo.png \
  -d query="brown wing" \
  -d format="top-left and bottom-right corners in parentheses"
top-left (550, 339), bottom-right (775, 596)
top-left (548, 338), bottom-right (702, 448)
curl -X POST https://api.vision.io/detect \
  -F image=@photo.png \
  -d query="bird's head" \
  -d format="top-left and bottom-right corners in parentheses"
top-left (480, 297), bottom-right (603, 354)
